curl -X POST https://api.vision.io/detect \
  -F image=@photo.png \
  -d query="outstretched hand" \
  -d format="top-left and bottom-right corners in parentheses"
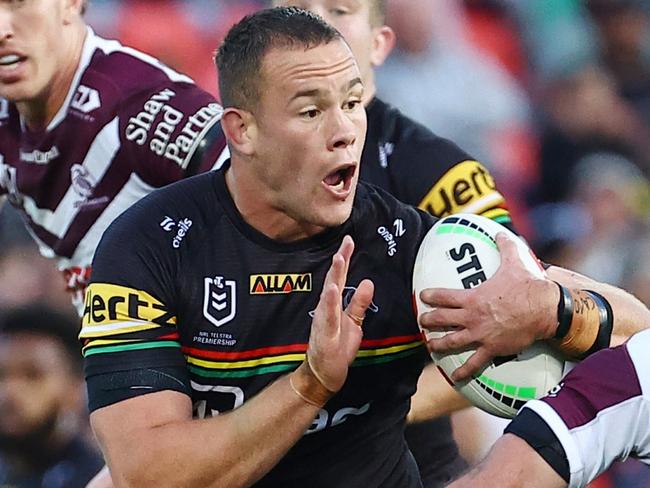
top-left (418, 233), bottom-right (558, 382)
top-left (307, 235), bottom-right (375, 392)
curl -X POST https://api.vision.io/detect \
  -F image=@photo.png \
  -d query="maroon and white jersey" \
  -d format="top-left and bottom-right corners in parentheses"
top-left (523, 329), bottom-right (650, 488)
top-left (0, 28), bottom-right (228, 313)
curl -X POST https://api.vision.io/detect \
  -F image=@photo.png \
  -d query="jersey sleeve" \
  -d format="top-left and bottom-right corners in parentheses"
top-left (396, 135), bottom-right (514, 231)
top-left (509, 329), bottom-right (650, 488)
top-left (118, 81), bottom-right (228, 186)
top-left (79, 197), bottom-right (187, 409)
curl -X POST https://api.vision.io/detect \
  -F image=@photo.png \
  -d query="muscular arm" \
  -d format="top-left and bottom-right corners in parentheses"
top-left (446, 434), bottom-right (566, 488)
top-left (91, 371), bottom-right (324, 488)
top-left (88, 236), bottom-right (375, 488)
top-left (546, 265), bottom-right (650, 346)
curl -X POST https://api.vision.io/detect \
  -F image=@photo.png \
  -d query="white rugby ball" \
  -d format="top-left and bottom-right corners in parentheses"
top-left (412, 214), bottom-right (565, 418)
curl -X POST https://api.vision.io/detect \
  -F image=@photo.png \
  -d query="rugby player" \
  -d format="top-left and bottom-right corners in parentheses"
top-left (0, 0), bottom-right (228, 314)
top-left (448, 328), bottom-right (650, 488)
top-left (270, 1), bottom-right (650, 485)
top-left (82, 8), bottom-right (650, 487)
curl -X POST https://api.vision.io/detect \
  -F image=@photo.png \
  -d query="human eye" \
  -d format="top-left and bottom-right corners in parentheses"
top-left (343, 98), bottom-right (362, 111)
top-left (329, 6), bottom-right (349, 16)
top-left (300, 108), bottom-right (321, 120)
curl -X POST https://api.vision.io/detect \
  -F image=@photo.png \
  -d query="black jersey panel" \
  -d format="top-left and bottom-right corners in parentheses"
top-left (82, 167), bottom-right (436, 486)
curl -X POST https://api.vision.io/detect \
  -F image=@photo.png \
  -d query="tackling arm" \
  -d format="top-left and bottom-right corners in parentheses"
top-left (446, 434), bottom-right (566, 488)
top-left (546, 265), bottom-right (650, 346)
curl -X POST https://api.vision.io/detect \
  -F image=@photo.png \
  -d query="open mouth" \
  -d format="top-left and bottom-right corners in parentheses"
top-left (0, 54), bottom-right (26, 69)
top-left (322, 164), bottom-right (356, 194)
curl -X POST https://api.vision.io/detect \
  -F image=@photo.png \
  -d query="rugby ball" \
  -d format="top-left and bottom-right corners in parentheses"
top-left (412, 214), bottom-right (565, 418)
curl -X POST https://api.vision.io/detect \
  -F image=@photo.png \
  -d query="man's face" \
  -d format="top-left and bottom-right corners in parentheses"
top-left (273, 0), bottom-right (378, 89)
top-left (0, 0), bottom-right (72, 102)
top-left (248, 39), bottom-right (367, 232)
top-left (0, 333), bottom-right (79, 440)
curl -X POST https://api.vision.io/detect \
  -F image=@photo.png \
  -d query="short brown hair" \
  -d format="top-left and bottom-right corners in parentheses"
top-left (216, 7), bottom-right (342, 111)
top-left (81, 0), bottom-right (88, 15)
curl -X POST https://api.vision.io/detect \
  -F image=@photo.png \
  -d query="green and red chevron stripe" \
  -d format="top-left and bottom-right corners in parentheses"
top-left (184, 334), bottom-right (425, 379)
top-left (82, 332), bottom-right (181, 357)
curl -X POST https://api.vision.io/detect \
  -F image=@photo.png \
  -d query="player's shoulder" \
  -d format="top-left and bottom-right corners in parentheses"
top-left (368, 97), bottom-right (470, 164)
top-left (103, 170), bottom-right (221, 242)
top-left (354, 181), bottom-right (436, 232)
top-left (80, 30), bottom-right (214, 110)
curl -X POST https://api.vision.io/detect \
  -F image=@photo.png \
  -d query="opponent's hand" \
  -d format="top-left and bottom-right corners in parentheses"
top-left (307, 235), bottom-right (375, 392)
top-left (418, 233), bottom-right (559, 382)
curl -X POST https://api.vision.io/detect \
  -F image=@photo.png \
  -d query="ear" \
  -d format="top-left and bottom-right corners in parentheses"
top-left (221, 108), bottom-right (257, 157)
top-left (370, 26), bottom-right (396, 67)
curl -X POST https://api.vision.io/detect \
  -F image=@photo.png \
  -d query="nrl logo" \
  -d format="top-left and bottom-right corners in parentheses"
top-left (203, 276), bottom-right (236, 327)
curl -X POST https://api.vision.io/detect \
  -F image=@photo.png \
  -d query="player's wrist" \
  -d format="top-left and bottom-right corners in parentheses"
top-left (289, 361), bottom-right (335, 408)
top-left (550, 282), bottom-right (614, 358)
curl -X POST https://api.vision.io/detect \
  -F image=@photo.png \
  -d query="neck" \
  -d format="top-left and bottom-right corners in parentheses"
top-left (224, 160), bottom-right (325, 242)
top-left (17, 24), bottom-right (87, 131)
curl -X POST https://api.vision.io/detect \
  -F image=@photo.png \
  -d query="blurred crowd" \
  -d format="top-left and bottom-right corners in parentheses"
top-left (1, 0), bottom-right (649, 486)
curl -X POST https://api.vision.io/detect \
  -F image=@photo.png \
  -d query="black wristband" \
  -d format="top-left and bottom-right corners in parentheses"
top-left (582, 290), bottom-right (614, 357)
top-left (554, 282), bottom-right (574, 339)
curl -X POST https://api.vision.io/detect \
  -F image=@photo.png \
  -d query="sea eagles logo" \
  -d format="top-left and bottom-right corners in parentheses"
top-left (203, 276), bottom-right (236, 327)
top-left (71, 164), bottom-right (95, 199)
top-left (70, 164), bottom-right (109, 209)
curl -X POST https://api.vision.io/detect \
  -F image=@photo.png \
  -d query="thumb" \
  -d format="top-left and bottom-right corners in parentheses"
top-left (495, 232), bottom-right (520, 266)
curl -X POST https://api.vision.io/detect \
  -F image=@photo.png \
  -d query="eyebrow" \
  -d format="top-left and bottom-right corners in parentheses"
top-left (290, 77), bottom-right (364, 102)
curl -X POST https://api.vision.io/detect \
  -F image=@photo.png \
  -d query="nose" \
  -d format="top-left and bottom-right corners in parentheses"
top-left (327, 108), bottom-right (358, 151)
top-left (0, 9), bottom-right (13, 42)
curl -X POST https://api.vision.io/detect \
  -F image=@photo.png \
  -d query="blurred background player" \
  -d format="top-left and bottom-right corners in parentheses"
top-left (0, 304), bottom-right (104, 487)
top-left (0, 0), bottom-right (228, 315)
top-left (0, 0), bottom-right (227, 485)
top-left (447, 328), bottom-right (650, 488)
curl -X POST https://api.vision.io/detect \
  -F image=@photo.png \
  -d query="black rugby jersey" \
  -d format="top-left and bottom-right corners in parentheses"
top-left (361, 97), bottom-right (514, 486)
top-left (81, 166), bottom-right (437, 487)
top-left (361, 98), bottom-right (512, 227)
